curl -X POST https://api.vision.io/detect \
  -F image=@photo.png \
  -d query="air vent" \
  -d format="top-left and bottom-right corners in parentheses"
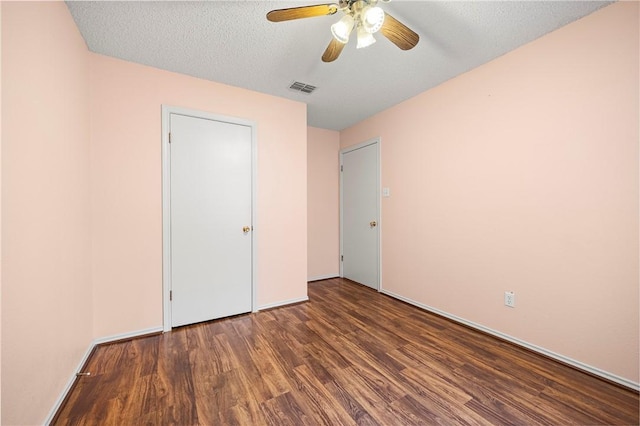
top-left (289, 81), bottom-right (317, 94)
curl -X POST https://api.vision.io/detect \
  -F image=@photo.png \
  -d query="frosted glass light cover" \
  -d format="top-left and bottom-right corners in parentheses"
top-left (356, 25), bottom-right (376, 49)
top-left (362, 6), bottom-right (385, 33)
top-left (331, 15), bottom-right (355, 44)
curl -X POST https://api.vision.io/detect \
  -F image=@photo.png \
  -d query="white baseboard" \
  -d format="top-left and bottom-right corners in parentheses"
top-left (307, 274), bottom-right (339, 282)
top-left (380, 289), bottom-right (640, 392)
top-left (256, 296), bottom-right (309, 311)
top-left (43, 341), bottom-right (95, 425)
top-left (92, 326), bottom-right (163, 346)
top-left (44, 326), bottom-right (164, 425)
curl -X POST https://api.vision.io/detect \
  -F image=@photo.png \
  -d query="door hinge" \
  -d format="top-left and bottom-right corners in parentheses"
top-left (341, 255), bottom-right (343, 261)
top-left (170, 290), bottom-right (172, 301)
top-left (168, 132), bottom-right (172, 143)
top-left (340, 165), bottom-right (343, 172)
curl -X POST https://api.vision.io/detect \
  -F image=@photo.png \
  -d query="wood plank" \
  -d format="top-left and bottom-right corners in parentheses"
top-left (52, 278), bottom-right (639, 425)
top-left (291, 364), bottom-right (357, 425)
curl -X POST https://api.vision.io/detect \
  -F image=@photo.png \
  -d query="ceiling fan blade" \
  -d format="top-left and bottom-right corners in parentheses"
top-left (380, 13), bottom-right (419, 50)
top-left (267, 4), bottom-right (338, 22)
top-left (322, 38), bottom-right (346, 62)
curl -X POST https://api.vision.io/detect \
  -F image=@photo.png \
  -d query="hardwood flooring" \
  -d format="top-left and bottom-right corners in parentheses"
top-left (54, 278), bottom-right (639, 425)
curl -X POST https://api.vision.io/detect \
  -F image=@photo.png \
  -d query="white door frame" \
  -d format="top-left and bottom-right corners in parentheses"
top-left (339, 137), bottom-right (382, 291)
top-left (161, 105), bottom-right (258, 332)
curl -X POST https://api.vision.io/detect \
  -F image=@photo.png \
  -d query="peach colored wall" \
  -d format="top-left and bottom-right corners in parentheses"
top-left (341, 2), bottom-right (639, 384)
top-left (0, 3), bottom-right (3, 421)
top-left (90, 54), bottom-right (308, 337)
top-left (1, 2), bottom-right (93, 425)
top-left (307, 126), bottom-right (340, 280)
top-left (2, 3), bottom-right (308, 422)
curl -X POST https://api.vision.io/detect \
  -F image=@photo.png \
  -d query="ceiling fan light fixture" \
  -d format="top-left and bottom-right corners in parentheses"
top-left (331, 14), bottom-right (355, 44)
top-left (362, 6), bottom-right (385, 33)
top-left (266, 1), bottom-right (419, 63)
top-left (356, 25), bottom-right (376, 49)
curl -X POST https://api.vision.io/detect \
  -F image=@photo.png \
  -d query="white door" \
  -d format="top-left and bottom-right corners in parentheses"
top-left (341, 140), bottom-right (380, 289)
top-left (169, 112), bottom-right (253, 327)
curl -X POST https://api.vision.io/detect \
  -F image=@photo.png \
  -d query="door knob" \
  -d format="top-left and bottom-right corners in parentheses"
top-left (370, 221), bottom-right (377, 227)
top-left (243, 226), bottom-right (251, 234)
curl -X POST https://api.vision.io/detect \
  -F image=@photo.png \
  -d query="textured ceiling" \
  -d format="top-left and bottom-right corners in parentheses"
top-left (66, 1), bottom-right (612, 131)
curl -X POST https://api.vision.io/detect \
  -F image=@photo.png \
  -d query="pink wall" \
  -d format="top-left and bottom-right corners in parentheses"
top-left (90, 54), bottom-right (308, 337)
top-left (307, 126), bottom-right (340, 280)
top-left (2, 2), bottom-right (637, 423)
top-left (2, 2), bottom-right (308, 422)
top-left (341, 1), bottom-right (639, 384)
top-left (0, 3), bottom-right (3, 421)
top-left (1, 2), bottom-right (93, 424)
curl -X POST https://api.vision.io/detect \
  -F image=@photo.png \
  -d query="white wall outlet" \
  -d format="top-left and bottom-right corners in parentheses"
top-left (504, 291), bottom-right (515, 308)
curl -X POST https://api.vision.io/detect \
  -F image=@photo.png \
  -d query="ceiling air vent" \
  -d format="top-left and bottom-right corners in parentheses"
top-left (289, 81), bottom-right (317, 94)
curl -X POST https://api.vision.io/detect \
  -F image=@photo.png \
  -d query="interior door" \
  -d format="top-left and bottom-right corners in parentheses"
top-left (169, 113), bottom-right (252, 327)
top-left (341, 140), bottom-right (380, 289)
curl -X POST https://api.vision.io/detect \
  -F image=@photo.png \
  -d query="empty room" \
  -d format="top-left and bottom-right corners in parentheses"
top-left (1, 1), bottom-right (638, 425)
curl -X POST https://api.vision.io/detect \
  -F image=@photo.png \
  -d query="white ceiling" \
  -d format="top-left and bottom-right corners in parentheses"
top-left (66, 1), bottom-right (612, 131)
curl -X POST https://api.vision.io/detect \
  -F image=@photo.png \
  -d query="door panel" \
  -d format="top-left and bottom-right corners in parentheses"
top-left (170, 113), bottom-right (252, 327)
top-left (341, 141), bottom-right (379, 289)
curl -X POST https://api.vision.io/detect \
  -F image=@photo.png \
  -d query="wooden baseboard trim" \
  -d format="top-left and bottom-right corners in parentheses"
top-left (380, 289), bottom-right (640, 392)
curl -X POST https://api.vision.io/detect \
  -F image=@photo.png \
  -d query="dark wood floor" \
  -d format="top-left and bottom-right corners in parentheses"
top-left (54, 278), bottom-right (639, 425)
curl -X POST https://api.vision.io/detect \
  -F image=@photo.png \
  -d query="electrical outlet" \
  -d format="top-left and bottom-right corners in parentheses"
top-left (504, 291), bottom-right (515, 308)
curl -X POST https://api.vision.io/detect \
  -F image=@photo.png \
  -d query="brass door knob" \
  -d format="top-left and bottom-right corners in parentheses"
top-left (370, 221), bottom-right (377, 227)
top-left (243, 226), bottom-right (251, 234)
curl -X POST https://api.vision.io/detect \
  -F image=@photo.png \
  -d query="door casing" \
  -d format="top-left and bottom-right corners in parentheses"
top-left (161, 105), bottom-right (258, 331)
top-left (340, 137), bottom-right (382, 290)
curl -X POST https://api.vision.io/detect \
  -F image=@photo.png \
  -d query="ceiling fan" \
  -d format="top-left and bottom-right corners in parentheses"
top-left (267, 0), bottom-right (419, 62)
